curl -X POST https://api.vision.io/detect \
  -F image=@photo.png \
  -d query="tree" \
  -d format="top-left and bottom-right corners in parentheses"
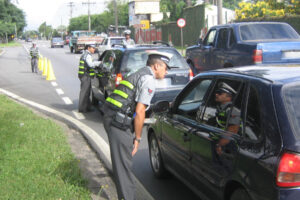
top-left (38, 22), bottom-right (53, 40)
top-left (0, 0), bottom-right (26, 41)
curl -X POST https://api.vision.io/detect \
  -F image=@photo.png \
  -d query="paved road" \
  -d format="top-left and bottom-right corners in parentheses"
top-left (0, 41), bottom-right (199, 200)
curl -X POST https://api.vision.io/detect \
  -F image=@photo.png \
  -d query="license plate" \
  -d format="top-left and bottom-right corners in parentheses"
top-left (282, 51), bottom-right (300, 59)
top-left (155, 78), bottom-right (171, 89)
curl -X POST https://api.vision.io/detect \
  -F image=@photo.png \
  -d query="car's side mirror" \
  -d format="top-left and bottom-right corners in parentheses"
top-left (197, 38), bottom-right (203, 46)
top-left (152, 101), bottom-right (170, 113)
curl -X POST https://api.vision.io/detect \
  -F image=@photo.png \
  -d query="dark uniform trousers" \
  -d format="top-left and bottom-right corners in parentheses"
top-left (103, 112), bottom-right (135, 200)
top-left (78, 74), bottom-right (91, 112)
top-left (31, 57), bottom-right (38, 73)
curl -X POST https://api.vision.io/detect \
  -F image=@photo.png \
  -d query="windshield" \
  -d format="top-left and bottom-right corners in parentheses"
top-left (240, 23), bottom-right (300, 41)
top-left (52, 38), bottom-right (63, 42)
top-left (282, 82), bottom-right (300, 139)
top-left (121, 48), bottom-right (189, 75)
top-left (111, 39), bottom-right (124, 45)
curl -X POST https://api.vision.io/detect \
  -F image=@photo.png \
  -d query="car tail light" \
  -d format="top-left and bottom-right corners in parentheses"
top-left (189, 69), bottom-right (194, 81)
top-left (276, 152), bottom-right (300, 187)
top-left (252, 49), bottom-right (263, 64)
top-left (115, 73), bottom-right (123, 87)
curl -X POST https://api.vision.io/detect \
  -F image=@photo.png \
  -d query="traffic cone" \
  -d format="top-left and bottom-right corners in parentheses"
top-left (46, 60), bottom-right (56, 81)
top-left (42, 57), bottom-right (47, 76)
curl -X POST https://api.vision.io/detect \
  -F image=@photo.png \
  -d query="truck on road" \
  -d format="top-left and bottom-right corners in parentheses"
top-left (69, 30), bottom-right (103, 53)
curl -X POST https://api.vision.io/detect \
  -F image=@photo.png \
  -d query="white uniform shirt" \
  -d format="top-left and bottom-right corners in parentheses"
top-left (85, 51), bottom-right (101, 68)
top-left (135, 67), bottom-right (156, 110)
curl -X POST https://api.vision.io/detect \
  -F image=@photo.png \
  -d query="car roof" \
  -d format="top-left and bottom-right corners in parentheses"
top-left (107, 36), bottom-right (125, 39)
top-left (210, 22), bottom-right (289, 29)
top-left (199, 64), bottom-right (300, 84)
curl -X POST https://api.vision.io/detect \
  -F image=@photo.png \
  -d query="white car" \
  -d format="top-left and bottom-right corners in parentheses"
top-left (97, 36), bottom-right (125, 56)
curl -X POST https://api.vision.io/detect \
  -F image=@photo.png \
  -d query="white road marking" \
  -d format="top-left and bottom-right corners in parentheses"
top-left (51, 81), bottom-right (58, 87)
top-left (72, 110), bottom-right (85, 120)
top-left (56, 88), bottom-right (64, 95)
top-left (62, 97), bottom-right (73, 105)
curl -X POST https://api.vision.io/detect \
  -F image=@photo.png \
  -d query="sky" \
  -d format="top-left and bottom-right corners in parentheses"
top-left (14, 0), bottom-right (107, 31)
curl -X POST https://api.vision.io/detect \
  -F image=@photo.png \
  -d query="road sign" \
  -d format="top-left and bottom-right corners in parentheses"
top-left (177, 18), bottom-right (186, 28)
top-left (141, 20), bottom-right (150, 30)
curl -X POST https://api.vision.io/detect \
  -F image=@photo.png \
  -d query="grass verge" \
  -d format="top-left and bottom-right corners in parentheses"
top-left (0, 95), bottom-right (91, 199)
top-left (0, 41), bottom-right (21, 47)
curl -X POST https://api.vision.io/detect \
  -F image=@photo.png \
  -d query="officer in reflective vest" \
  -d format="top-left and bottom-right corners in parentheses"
top-left (78, 44), bottom-right (100, 113)
top-left (29, 42), bottom-right (39, 73)
top-left (214, 82), bottom-right (240, 154)
top-left (101, 52), bottom-right (172, 200)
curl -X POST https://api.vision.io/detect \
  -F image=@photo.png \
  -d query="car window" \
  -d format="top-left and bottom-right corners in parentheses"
top-left (201, 79), bottom-right (244, 134)
top-left (102, 51), bottom-right (115, 70)
top-left (216, 28), bottom-right (229, 49)
top-left (244, 86), bottom-right (262, 141)
top-left (203, 29), bottom-right (217, 46)
top-left (228, 29), bottom-right (236, 48)
top-left (240, 23), bottom-right (300, 41)
top-left (104, 39), bottom-right (108, 45)
top-left (111, 50), bottom-right (123, 73)
top-left (282, 82), bottom-right (300, 139)
top-left (175, 79), bottom-right (212, 120)
top-left (111, 39), bottom-right (124, 46)
top-left (121, 48), bottom-right (189, 76)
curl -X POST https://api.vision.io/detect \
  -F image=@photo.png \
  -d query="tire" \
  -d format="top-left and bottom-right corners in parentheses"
top-left (230, 188), bottom-right (251, 200)
top-left (148, 133), bottom-right (168, 178)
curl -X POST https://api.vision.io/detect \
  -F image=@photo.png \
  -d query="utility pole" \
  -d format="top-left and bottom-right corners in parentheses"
top-left (217, 0), bottom-right (223, 25)
top-left (82, 0), bottom-right (96, 31)
top-left (114, 0), bottom-right (118, 35)
top-left (67, 2), bottom-right (75, 20)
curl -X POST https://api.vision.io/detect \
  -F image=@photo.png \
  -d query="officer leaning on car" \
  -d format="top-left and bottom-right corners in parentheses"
top-left (212, 82), bottom-right (241, 155)
top-left (101, 52), bottom-right (171, 200)
top-left (78, 44), bottom-right (101, 113)
top-left (29, 42), bottom-right (40, 73)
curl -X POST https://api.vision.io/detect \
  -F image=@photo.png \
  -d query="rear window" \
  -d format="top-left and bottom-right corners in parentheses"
top-left (111, 39), bottom-right (124, 45)
top-left (240, 23), bottom-right (300, 41)
top-left (282, 82), bottom-right (300, 139)
top-left (52, 38), bottom-right (63, 42)
top-left (121, 48), bottom-right (189, 74)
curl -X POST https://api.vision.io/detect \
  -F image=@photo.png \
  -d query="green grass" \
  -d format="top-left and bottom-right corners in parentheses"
top-left (0, 41), bottom-right (21, 47)
top-left (0, 95), bottom-right (91, 200)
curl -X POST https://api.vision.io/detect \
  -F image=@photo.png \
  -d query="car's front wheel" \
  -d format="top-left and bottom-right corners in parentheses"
top-left (149, 133), bottom-right (168, 178)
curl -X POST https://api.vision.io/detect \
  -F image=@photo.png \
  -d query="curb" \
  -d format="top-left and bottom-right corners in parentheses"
top-left (0, 88), bottom-right (154, 200)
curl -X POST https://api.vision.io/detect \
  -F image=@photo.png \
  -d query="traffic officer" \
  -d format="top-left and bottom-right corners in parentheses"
top-left (78, 44), bottom-right (101, 113)
top-left (101, 52), bottom-right (171, 200)
top-left (29, 42), bottom-right (40, 73)
top-left (123, 30), bottom-right (135, 46)
top-left (214, 82), bottom-right (240, 154)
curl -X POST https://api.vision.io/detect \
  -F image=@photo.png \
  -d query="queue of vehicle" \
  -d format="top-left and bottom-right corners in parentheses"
top-left (46, 21), bottom-right (300, 200)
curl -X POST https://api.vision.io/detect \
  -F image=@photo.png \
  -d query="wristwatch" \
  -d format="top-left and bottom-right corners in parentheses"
top-left (134, 137), bottom-right (141, 143)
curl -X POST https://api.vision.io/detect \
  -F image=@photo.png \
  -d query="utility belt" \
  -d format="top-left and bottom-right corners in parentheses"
top-left (111, 111), bottom-right (134, 132)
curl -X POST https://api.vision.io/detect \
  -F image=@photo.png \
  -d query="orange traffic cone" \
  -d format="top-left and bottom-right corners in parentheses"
top-left (46, 60), bottom-right (56, 81)
top-left (42, 57), bottom-right (47, 76)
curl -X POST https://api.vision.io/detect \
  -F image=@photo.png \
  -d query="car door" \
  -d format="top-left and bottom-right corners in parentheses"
top-left (191, 78), bottom-right (246, 198)
top-left (196, 29), bottom-right (217, 71)
top-left (160, 78), bottom-right (213, 183)
top-left (212, 28), bottom-right (229, 68)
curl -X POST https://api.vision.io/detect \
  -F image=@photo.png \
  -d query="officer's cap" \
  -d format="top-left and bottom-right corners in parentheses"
top-left (216, 82), bottom-right (237, 96)
top-left (124, 30), bottom-right (131, 35)
top-left (148, 52), bottom-right (173, 69)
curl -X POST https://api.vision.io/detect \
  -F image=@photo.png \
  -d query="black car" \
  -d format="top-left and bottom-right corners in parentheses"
top-left (91, 43), bottom-right (193, 112)
top-left (148, 64), bottom-right (300, 200)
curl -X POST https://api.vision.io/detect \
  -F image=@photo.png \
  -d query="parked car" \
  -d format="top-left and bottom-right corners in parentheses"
top-left (91, 43), bottom-right (193, 114)
top-left (50, 37), bottom-right (64, 48)
top-left (186, 22), bottom-right (300, 74)
top-left (148, 64), bottom-right (300, 200)
top-left (25, 38), bottom-right (32, 42)
top-left (97, 36), bottom-right (125, 56)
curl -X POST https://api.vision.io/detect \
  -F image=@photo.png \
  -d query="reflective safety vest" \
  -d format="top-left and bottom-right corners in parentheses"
top-left (105, 67), bottom-right (153, 116)
top-left (30, 47), bottom-right (39, 58)
top-left (216, 104), bottom-right (232, 130)
top-left (78, 51), bottom-right (95, 78)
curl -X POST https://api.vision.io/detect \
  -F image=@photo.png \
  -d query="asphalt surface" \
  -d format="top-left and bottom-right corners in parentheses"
top-left (0, 41), bottom-right (199, 200)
